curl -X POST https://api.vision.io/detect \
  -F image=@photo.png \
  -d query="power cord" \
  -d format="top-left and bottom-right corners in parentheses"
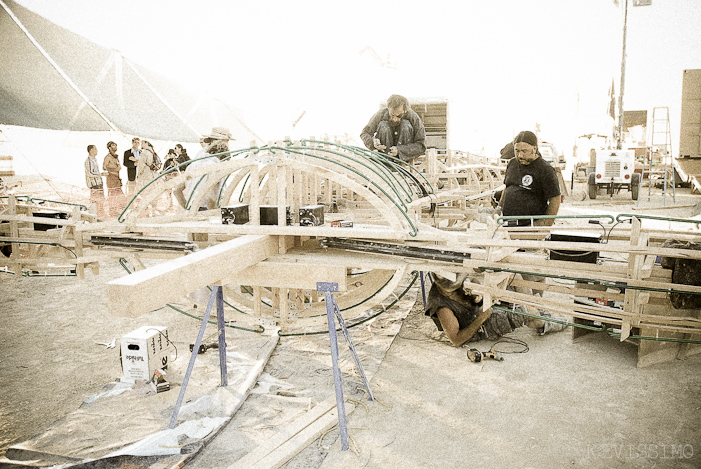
top-left (467, 336), bottom-right (529, 363)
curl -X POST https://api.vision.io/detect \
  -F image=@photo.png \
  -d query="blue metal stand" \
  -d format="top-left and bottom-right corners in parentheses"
top-left (169, 286), bottom-right (227, 429)
top-left (317, 281), bottom-right (374, 451)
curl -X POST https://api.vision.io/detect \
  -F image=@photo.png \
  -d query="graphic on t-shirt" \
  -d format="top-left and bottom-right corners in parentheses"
top-left (521, 175), bottom-right (533, 187)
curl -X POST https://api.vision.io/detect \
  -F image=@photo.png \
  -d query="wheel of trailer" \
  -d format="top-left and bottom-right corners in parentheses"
top-left (588, 173), bottom-right (597, 199)
top-left (631, 173), bottom-right (641, 200)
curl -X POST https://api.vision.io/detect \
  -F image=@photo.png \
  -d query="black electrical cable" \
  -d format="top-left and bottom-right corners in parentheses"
top-left (489, 336), bottom-right (529, 355)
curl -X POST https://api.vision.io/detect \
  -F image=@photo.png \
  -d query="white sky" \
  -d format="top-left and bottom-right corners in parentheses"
top-left (8, 0), bottom-right (701, 172)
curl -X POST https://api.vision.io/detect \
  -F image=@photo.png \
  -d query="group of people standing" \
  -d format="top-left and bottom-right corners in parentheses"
top-left (83, 137), bottom-right (191, 217)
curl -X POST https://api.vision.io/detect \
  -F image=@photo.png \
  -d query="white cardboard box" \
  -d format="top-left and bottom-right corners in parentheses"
top-left (120, 326), bottom-right (173, 381)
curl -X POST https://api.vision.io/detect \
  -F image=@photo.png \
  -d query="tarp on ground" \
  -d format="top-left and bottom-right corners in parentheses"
top-left (0, 0), bottom-right (262, 144)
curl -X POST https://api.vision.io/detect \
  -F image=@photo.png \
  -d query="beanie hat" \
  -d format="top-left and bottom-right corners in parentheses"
top-left (513, 131), bottom-right (538, 147)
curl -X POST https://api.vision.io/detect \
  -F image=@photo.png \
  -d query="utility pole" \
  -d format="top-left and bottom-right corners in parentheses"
top-left (616, 0), bottom-right (629, 149)
top-left (616, 0), bottom-right (652, 149)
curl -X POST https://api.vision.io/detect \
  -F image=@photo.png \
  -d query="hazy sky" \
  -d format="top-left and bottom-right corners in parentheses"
top-left (10, 0), bottom-right (701, 158)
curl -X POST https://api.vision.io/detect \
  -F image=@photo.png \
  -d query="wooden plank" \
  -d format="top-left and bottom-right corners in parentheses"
top-left (228, 395), bottom-right (340, 468)
top-left (224, 261), bottom-right (347, 291)
top-left (230, 395), bottom-right (356, 469)
top-left (106, 235), bottom-right (278, 317)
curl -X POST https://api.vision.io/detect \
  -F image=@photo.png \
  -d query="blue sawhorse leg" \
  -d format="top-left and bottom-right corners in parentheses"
top-left (420, 271), bottom-right (427, 309)
top-left (169, 286), bottom-right (227, 429)
top-left (317, 281), bottom-right (375, 451)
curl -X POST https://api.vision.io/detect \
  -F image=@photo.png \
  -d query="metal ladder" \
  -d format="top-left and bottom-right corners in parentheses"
top-left (644, 106), bottom-right (676, 204)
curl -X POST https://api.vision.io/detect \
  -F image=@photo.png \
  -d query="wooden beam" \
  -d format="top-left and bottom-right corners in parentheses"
top-left (224, 261), bottom-right (347, 291)
top-left (106, 235), bottom-right (278, 317)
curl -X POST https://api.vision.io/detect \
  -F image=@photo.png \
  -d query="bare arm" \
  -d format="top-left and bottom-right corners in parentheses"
top-left (535, 195), bottom-right (561, 226)
top-left (436, 307), bottom-right (494, 347)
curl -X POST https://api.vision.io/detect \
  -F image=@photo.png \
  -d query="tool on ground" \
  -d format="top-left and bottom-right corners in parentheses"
top-left (190, 341), bottom-right (219, 354)
top-left (467, 348), bottom-right (504, 362)
top-left (151, 368), bottom-right (170, 393)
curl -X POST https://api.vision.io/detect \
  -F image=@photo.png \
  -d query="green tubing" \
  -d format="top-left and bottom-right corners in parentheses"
top-left (286, 144), bottom-right (411, 208)
top-left (493, 304), bottom-right (701, 343)
top-left (118, 147), bottom-right (252, 221)
top-left (297, 140), bottom-right (414, 201)
top-left (492, 304), bottom-right (603, 331)
top-left (28, 198), bottom-right (89, 211)
top-left (479, 266), bottom-right (701, 297)
top-left (1, 195), bottom-right (87, 211)
top-left (5, 240), bottom-right (76, 258)
top-left (311, 140), bottom-right (434, 194)
top-left (118, 257), bottom-right (132, 273)
top-left (301, 140), bottom-right (434, 200)
top-left (116, 141), bottom-right (425, 236)
top-left (278, 270), bottom-right (419, 337)
top-left (616, 213), bottom-right (701, 225)
top-left (497, 214), bottom-right (616, 225)
top-left (237, 173), bottom-right (252, 203)
top-left (165, 303), bottom-right (264, 334)
top-left (275, 146), bottom-right (418, 236)
top-left (178, 148), bottom-right (248, 211)
top-left (240, 268), bottom-right (393, 312)
top-left (606, 330), bottom-right (701, 344)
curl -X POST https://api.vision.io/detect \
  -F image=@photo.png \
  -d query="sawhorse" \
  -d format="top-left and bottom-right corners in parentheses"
top-left (169, 285), bottom-right (228, 428)
top-left (317, 281), bottom-right (374, 451)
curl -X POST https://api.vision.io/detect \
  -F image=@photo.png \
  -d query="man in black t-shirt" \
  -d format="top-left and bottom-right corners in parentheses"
top-left (498, 131), bottom-right (560, 226)
top-left (495, 131), bottom-right (567, 334)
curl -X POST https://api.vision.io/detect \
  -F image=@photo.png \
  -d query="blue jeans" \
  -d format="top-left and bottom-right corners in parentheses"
top-left (376, 119), bottom-right (413, 153)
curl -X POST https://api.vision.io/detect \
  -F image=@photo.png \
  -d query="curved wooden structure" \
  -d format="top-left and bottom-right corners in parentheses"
top-left (2, 140), bottom-right (700, 365)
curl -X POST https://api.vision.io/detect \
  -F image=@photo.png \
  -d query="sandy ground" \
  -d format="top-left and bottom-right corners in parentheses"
top-left (1, 180), bottom-right (700, 468)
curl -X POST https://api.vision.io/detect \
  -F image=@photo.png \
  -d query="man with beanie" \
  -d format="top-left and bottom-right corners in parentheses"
top-left (497, 130), bottom-right (565, 334)
top-left (498, 130), bottom-right (560, 226)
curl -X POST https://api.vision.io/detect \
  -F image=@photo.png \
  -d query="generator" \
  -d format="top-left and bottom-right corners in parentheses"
top-left (588, 150), bottom-right (641, 200)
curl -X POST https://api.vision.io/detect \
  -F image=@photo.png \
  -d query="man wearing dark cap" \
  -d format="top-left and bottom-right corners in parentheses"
top-left (498, 130), bottom-right (560, 226)
top-left (497, 130), bottom-right (566, 334)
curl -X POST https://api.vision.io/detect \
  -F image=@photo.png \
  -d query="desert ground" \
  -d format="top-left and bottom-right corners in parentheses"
top-left (1, 177), bottom-right (700, 468)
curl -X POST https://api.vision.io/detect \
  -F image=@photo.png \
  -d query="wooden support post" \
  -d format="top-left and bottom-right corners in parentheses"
top-left (72, 205), bottom-right (85, 278)
top-left (253, 285), bottom-right (262, 318)
top-left (622, 218), bottom-right (644, 341)
top-left (250, 164), bottom-right (261, 225)
top-left (8, 196), bottom-right (19, 258)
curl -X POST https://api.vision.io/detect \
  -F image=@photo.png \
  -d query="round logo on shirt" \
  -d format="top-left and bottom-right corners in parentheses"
top-left (521, 175), bottom-right (533, 187)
